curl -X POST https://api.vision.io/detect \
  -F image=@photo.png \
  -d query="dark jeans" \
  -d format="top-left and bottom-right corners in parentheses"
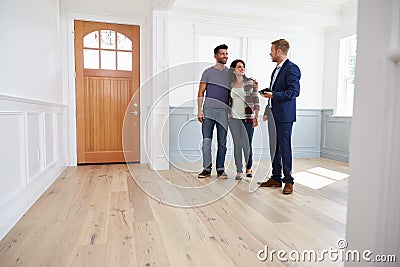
top-left (228, 118), bottom-right (254, 173)
top-left (202, 108), bottom-right (228, 172)
top-left (271, 122), bottom-right (294, 184)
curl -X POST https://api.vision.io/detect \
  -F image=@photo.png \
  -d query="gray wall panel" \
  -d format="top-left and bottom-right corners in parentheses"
top-left (169, 107), bottom-right (346, 163)
top-left (321, 110), bottom-right (351, 162)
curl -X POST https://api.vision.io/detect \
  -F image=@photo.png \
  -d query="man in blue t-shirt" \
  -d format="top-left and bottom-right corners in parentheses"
top-left (197, 44), bottom-right (230, 179)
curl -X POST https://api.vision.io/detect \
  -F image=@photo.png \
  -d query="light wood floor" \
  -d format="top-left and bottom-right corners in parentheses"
top-left (0, 158), bottom-right (349, 267)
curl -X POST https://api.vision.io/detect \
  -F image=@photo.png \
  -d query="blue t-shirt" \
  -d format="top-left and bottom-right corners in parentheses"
top-left (200, 66), bottom-right (230, 109)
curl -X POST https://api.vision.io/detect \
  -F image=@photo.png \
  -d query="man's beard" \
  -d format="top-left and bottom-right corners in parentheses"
top-left (217, 58), bottom-right (227, 64)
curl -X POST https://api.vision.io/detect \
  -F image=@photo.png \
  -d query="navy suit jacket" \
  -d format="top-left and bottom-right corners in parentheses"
top-left (264, 59), bottom-right (301, 122)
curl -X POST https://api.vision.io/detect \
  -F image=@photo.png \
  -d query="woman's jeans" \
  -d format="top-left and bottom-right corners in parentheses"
top-left (202, 108), bottom-right (229, 172)
top-left (228, 118), bottom-right (254, 173)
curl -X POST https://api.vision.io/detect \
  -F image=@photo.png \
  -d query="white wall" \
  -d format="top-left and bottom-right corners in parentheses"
top-left (346, 0), bottom-right (400, 265)
top-left (323, 4), bottom-right (358, 112)
top-left (0, 0), bottom-right (68, 240)
top-left (60, 0), bottom-right (152, 17)
top-left (167, 12), bottom-right (326, 109)
top-left (0, 0), bottom-right (63, 103)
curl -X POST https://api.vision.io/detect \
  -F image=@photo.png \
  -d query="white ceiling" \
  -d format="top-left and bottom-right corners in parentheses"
top-left (169, 0), bottom-right (358, 29)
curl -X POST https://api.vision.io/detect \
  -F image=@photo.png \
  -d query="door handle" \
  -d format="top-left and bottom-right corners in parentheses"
top-left (130, 111), bottom-right (139, 116)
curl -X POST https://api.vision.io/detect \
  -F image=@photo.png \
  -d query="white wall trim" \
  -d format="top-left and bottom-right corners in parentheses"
top-left (147, 10), bottom-right (170, 170)
top-left (0, 96), bottom-right (67, 241)
top-left (169, 10), bottom-right (329, 34)
top-left (0, 163), bottom-right (65, 241)
top-left (0, 94), bottom-right (66, 107)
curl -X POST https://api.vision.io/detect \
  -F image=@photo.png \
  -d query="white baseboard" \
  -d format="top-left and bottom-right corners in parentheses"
top-left (321, 150), bottom-right (349, 163)
top-left (0, 161), bottom-right (66, 241)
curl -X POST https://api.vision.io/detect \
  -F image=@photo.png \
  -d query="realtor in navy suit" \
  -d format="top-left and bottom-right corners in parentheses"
top-left (258, 39), bottom-right (301, 194)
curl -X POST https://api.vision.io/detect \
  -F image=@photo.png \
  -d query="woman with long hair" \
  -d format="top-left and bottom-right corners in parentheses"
top-left (228, 59), bottom-right (260, 180)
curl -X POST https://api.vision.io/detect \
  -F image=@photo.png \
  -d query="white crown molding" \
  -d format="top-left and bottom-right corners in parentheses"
top-left (171, 0), bottom-right (361, 31)
top-left (153, 0), bottom-right (177, 10)
top-left (169, 10), bottom-right (328, 33)
top-left (64, 9), bottom-right (146, 25)
top-left (174, 0), bottom-right (356, 15)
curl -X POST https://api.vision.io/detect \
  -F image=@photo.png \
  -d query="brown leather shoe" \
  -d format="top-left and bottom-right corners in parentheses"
top-left (282, 183), bottom-right (293, 194)
top-left (258, 178), bottom-right (282, 187)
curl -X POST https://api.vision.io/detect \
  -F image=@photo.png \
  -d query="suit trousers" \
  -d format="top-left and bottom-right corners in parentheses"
top-left (271, 122), bottom-right (294, 184)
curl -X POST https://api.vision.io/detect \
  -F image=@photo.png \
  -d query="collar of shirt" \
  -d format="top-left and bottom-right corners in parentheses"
top-left (277, 58), bottom-right (287, 68)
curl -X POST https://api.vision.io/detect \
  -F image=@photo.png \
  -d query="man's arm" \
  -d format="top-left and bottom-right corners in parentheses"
top-left (197, 82), bottom-right (207, 123)
top-left (270, 64), bottom-right (301, 101)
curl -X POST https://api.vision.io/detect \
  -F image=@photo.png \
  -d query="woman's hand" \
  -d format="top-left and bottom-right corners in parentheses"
top-left (253, 117), bottom-right (259, 127)
top-left (262, 114), bottom-right (268, 121)
top-left (253, 79), bottom-right (258, 90)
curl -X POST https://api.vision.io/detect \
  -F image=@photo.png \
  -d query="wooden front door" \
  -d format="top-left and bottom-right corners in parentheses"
top-left (74, 20), bottom-right (140, 164)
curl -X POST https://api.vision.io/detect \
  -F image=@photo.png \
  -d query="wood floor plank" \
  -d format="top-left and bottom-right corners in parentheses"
top-left (111, 164), bottom-right (129, 192)
top-left (78, 166), bottom-right (112, 246)
top-left (126, 170), bottom-right (156, 223)
top-left (193, 200), bottom-right (267, 267)
top-left (72, 244), bottom-right (107, 267)
top-left (16, 167), bottom-right (79, 226)
top-left (0, 168), bottom-right (99, 266)
top-left (0, 158), bottom-right (349, 267)
top-left (148, 199), bottom-right (205, 266)
top-left (133, 221), bottom-right (171, 267)
top-left (105, 191), bottom-right (136, 266)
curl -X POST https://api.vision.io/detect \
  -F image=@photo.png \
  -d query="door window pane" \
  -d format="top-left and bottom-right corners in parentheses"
top-left (83, 31), bottom-right (99, 48)
top-left (117, 51), bottom-right (132, 71)
top-left (101, 50), bottom-right (116, 70)
top-left (83, 30), bottom-right (133, 71)
top-left (84, 49), bottom-right (99, 69)
top-left (117, 33), bottom-right (132, 50)
top-left (100, 30), bottom-right (116, 49)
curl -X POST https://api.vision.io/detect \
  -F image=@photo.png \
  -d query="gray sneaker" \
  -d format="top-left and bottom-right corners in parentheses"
top-left (235, 173), bottom-right (243, 180)
top-left (217, 170), bottom-right (228, 179)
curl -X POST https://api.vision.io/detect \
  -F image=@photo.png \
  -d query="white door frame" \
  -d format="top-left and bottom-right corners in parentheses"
top-left (62, 11), bottom-right (146, 166)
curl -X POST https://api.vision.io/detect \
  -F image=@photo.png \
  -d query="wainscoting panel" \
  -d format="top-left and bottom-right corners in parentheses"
top-left (45, 113), bottom-right (56, 168)
top-left (57, 113), bottom-right (66, 163)
top-left (321, 110), bottom-right (351, 162)
top-left (293, 110), bottom-right (322, 158)
top-left (169, 109), bottom-right (202, 162)
top-left (169, 107), bottom-right (324, 163)
top-left (325, 120), bottom-right (347, 150)
top-left (27, 113), bottom-right (44, 184)
top-left (0, 113), bottom-right (26, 207)
top-left (0, 95), bottom-right (67, 241)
